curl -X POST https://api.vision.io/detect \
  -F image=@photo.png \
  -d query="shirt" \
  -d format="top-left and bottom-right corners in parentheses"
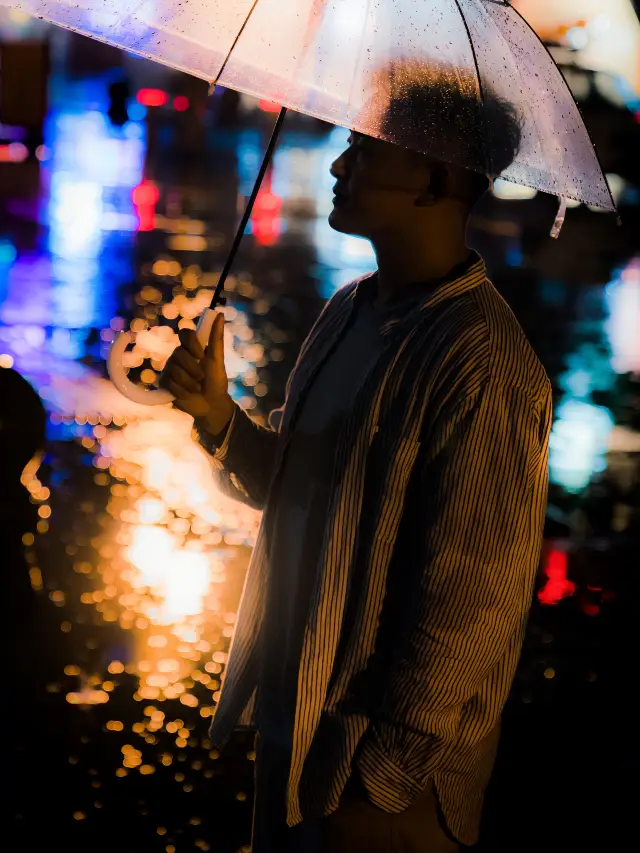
top-left (200, 256), bottom-right (552, 846)
top-left (257, 297), bottom-right (382, 750)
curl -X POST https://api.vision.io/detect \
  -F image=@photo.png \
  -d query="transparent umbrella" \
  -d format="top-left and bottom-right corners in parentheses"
top-left (4, 0), bottom-right (616, 404)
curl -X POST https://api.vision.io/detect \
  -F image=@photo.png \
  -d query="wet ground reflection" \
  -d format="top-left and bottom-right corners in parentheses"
top-left (1, 40), bottom-right (639, 853)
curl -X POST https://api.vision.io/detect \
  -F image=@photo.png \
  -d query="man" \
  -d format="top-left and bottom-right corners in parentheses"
top-left (162, 81), bottom-right (552, 853)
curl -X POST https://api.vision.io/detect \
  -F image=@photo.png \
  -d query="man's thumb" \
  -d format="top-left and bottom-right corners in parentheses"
top-left (205, 312), bottom-right (225, 370)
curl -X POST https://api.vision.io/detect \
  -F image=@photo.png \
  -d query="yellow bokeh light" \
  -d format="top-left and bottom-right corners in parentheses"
top-left (44, 302), bottom-right (267, 720)
top-left (29, 567), bottom-right (43, 591)
top-left (66, 689), bottom-right (109, 705)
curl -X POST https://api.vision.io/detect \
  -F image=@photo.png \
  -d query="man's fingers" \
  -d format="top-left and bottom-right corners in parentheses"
top-left (166, 379), bottom-right (193, 401)
top-left (167, 365), bottom-right (202, 394)
top-left (166, 382), bottom-right (206, 417)
top-left (172, 347), bottom-right (204, 380)
top-left (179, 328), bottom-right (205, 360)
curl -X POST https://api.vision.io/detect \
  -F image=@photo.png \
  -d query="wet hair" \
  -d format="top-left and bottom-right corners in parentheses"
top-left (380, 74), bottom-right (522, 205)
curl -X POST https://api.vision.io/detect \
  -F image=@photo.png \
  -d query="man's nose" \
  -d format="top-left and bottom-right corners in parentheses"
top-left (330, 152), bottom-right (347, 179)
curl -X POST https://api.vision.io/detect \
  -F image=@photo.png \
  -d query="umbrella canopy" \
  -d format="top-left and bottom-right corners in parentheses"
top-left (4, 0), bottom-right (614, 211)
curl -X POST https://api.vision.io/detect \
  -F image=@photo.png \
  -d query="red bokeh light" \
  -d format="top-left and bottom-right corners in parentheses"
top-left (132, 181), bottom-right (159, 232)
top-left (0, 142), bottom-right (28, 162)
top-left (251, 166), bottom-right (282, 247)
top-left (132, 182), bottom-right (159, 207)
top-left (173, 96), bottom-right (190, 112)
top-left (137, 88), bottom-right (169, 107)
top-left (538, 548), bottom-right (576, 606)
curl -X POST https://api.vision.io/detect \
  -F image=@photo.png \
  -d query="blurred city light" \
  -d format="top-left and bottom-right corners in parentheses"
top-left (0, 141), bottom-right (28, 161)
top-left (605, 259), bottom-right (640, 374)
top-left (0, 102), bottom-right (145, 372)
top-left (492, 179), bottom-right (538, 201)
top-left (515, 0), bottom-right (640, 93)
top-left (132, 180), bottom-right (159, 232)
top-left (250, 167), bottom-right (282, 246)
top-left (173, 95), bottom-right (189, 112)
top-left (137, 88), bottom-right (169, 107)
top-left (538, 548), bottom-right (576, 606)
top-left (549, 398), bottom-right (615, 492)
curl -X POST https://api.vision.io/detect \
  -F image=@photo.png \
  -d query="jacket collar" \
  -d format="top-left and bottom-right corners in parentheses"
top-left (351, 253), bottom-right (487, 337)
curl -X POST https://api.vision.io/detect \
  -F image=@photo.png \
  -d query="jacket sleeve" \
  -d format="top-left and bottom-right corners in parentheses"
top-left (197, 402), bottom-right (283, 510)
top-left (356, 379), bottom-right (552, 811)
top-left (197, 278), bottom-right (361, 510)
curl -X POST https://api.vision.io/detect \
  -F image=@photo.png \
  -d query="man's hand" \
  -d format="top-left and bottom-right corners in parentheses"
top-left (160, 312), bottom-right (234, 435)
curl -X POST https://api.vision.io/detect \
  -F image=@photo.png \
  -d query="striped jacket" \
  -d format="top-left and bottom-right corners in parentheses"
top-left (203, 257), bottom-right (552, 845)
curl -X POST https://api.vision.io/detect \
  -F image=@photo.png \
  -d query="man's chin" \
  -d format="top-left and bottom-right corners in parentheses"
top-left (328, 207), bottom-right (361, 236)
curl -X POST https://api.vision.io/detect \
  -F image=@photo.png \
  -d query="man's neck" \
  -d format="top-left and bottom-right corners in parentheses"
top-left (372, 239), bottom-right (472, 309)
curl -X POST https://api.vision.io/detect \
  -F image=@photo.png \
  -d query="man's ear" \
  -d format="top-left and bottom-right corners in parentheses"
top-left (415, 164), bottom-right (447, 207)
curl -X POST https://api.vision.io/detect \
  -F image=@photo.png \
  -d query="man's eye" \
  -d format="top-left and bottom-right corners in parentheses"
top-left (344, 134), bottom-right (365, 159)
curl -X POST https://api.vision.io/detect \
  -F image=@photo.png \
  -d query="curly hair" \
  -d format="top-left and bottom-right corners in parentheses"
top-left (376, 65), bottom-right (523, 201)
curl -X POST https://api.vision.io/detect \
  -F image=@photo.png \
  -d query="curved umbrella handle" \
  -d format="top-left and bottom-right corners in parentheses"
top-left (107, 308), bottom-right (218, 406)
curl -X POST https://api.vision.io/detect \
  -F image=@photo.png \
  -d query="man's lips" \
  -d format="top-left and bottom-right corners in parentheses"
top-left (332, 186), bottom-right (349, 205)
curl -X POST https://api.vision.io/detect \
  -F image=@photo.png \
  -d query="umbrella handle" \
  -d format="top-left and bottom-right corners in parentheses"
top-left (107, 308), bottom-right (218, 406)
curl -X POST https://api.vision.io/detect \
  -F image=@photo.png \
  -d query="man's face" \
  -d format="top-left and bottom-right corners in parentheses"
top-left (328, 132), bottom-right (429, 239)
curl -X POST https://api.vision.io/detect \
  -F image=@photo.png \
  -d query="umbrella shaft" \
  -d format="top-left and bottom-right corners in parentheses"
top-left (211, 106), bottom-right (288, 308)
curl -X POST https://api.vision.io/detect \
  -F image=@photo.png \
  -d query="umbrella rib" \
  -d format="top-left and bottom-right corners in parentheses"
top-left (451, 0), bottom-right (492, 181)
top-left (209, 0), bottom-right (263, 92)
top-left (204, 0), bottom-right (289, 310)
top-left (345, 0), bottom-right (373, 124)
